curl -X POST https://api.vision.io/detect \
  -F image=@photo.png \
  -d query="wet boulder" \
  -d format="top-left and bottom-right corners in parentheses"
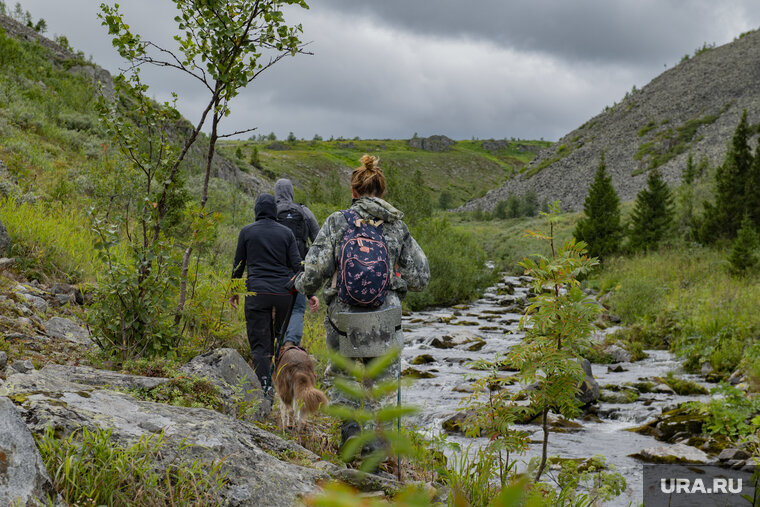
top-left (411, 354), bottom-right (435, 365)
top-left (604, 345), bottom-right (631, 363)
top-left (577, 358), bottom-right (600, 405)
top-left (631, 442), bottom-right (709, 464)
top-left (627, 405), bottom-right (706, 442)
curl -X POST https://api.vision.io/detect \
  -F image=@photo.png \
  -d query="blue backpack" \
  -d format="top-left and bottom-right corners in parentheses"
top-left (337, 209), bottom-right (390, 307)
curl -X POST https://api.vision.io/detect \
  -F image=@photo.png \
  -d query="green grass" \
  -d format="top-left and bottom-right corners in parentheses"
top-left (591, 246), bottom-right (760, 373)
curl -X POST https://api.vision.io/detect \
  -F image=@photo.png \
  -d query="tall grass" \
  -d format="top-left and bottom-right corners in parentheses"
top-left (592, 246), bottom-right (760, 373)
top-left (0, 197), bottom-right (106, 281)
top-left (37, 425), bottom-right (227, 506)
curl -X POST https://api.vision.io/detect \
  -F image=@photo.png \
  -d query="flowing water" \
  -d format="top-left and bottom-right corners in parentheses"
top-left (400, 274), bottom-right (711, 506)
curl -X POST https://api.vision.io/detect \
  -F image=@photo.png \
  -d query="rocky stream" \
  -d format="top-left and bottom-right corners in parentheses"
top-left (399, 274), bottom-right (747, 506)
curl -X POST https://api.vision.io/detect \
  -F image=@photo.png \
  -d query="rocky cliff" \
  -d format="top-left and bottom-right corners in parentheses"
top-left (463, 29), bottom-right (760, 212)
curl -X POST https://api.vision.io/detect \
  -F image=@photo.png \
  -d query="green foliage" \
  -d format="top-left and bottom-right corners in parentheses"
top-left (249, 145), bottom-right (261, 169)
top-left (555, 455), bottom-right (627, 505)
top-left (634, 113), bottom-right (719, 170)
top-left (628, 168), bottom-right (674, 251)
top-left (511, 202), bottom-right (601, 480)
top-left (728, 214), bottom-right (760, 275)
top-left (384, 167), bottom-right (433, 225)
top-left (437, 190), bottom-right (454, 210)
top-left (593, 247), bottom-right (760, 374)
top-left (0, 198), bottom-right (106, 282)
top-left (134, 375), bottom-right (225, 411)
top-left (573, 154), bottom-right (622, 259)
top-left (405, 217), bottom-right (496, 310)
top-left (37, 426), bottom-right (226, 506)
top-left (686, 383), bottom-right (760, 439)
top-left (322, 348), bottom-right (418, 473)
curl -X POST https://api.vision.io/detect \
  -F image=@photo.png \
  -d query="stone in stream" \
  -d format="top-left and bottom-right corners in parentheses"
top-left (576, 358), bottom-right (600, 405)
top-left (411, 354), bottom-right (435, 365)
top-left (604, 344), bottom-right (631, 363)
top-left (630, 442), bottom-right (709, 464)
top-left (627, 405), bottom-right (706, 443)
top-left (402, 367), bottom-right (435, 379)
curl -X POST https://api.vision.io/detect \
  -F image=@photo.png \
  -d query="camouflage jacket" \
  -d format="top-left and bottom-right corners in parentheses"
top-left (295, 197), bottom-right (430, 302)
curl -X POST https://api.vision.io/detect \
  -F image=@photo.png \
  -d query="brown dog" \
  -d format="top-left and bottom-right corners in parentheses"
top-left (273, 344), bottom-right (328, 428)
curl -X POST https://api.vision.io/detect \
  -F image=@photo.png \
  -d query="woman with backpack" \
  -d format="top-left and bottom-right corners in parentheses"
top-left (295, 154), bottom-right (430, 449)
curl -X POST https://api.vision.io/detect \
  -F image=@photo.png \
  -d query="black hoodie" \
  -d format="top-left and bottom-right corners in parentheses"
top-left (232, 194), bottom-right (302, 295)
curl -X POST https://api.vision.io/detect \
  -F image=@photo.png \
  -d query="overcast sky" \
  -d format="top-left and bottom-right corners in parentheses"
top-left (14, 0), bottom-right (760, 141)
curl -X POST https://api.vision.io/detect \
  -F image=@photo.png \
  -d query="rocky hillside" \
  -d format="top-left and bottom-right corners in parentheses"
top-left (463, 29), bottom-right (760, 212)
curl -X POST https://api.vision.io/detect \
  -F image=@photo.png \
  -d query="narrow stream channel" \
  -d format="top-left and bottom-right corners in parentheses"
top-left (400, 274), bottom-right (711, 506)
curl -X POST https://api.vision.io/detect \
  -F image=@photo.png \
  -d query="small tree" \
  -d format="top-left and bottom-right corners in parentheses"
top-left (628, 168), bottom-right (674, 251)
top-left (573, 153), bottom-right (622, 259)
top-left (287, 131), bottom-right (297, 143)
top-left (521, 189), bottom-right (539, 217)
top-left (511, 202), bottom-right (601, 481)
top-left (100, 0), bottom-right (310, 325)
top-left (728, 214), bottom-right (759, 275)
top-left (249, 146), bottom-right (262, 169)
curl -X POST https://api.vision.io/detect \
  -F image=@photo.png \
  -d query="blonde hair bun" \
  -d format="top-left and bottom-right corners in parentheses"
top-left (360, 154), bottom-right (379, 172)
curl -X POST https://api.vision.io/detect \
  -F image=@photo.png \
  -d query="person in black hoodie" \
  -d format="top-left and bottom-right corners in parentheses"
top-left (230, 193), bottom-right (317, 395)
top-left (274, 178), bottom-right (320, 346)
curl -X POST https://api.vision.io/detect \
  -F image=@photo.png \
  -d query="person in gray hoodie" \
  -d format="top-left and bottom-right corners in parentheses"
top-left (274, 178), bottom-right (321, 346)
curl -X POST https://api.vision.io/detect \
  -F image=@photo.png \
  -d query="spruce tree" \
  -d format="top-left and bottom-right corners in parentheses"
top-left (745, 141), bottom-right (760, 229)
top-left (573, 153), bottom-right (622, 259)
top-left (709, 110), bottom-right (753, 238)
top-left (728, 214), bottom-right (759, 275)
top-left (628, 169), bottom-right (674, 251)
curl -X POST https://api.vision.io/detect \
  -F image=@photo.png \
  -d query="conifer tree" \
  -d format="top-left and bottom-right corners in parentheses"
top-left (708, 110), bottom-right (753, 238)
top-left (628, 169), bottom-right (674, 251)
top-left (728, 214), bottom-right (759, 275)
top-left (745, 142), bottom-right (760, 229)
top-left (573, 153), bottom-right (622, 259)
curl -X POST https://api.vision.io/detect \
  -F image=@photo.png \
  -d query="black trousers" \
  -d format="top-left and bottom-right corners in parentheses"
top-left (244, 293), bottom-right (292, 385)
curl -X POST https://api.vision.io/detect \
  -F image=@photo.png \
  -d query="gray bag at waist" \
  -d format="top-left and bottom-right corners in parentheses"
top-left (329, 303), bottom-right (403, 358)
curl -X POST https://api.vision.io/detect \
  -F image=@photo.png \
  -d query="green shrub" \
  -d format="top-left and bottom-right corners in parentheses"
top-left (405, 217), bottom-right (496, 309)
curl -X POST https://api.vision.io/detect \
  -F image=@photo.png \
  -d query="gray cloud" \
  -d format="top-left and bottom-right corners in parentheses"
top-left (14, 1), bottom-right (760, 141)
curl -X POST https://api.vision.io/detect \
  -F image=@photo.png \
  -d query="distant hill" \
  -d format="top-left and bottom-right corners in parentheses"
top-left (463, 29), bottom-right (760, 212)
top-left (218, 136), bottom-right (549, 209)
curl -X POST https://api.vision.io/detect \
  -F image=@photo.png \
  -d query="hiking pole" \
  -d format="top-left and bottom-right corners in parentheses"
top-left (397, 355), bottom-right (401, 482)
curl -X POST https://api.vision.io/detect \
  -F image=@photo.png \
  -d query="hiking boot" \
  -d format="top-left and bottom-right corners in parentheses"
top-left (340, 421), bottom-right (360, 449)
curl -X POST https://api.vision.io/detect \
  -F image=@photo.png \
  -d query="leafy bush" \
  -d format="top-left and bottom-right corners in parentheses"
top-left (686, 383), bottom-right (760, 439)
top-left (37, 426), bottom-right (227, 506)
top-left (405, 217), bottom-right (496, 310)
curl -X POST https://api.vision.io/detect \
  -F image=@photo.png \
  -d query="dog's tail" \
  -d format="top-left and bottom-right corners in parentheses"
top-left (293, 372), bottom-right (328, 414)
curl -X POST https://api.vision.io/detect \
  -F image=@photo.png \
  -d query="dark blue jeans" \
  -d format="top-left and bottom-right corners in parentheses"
top-left (283, 292), bottom-right (306, 345)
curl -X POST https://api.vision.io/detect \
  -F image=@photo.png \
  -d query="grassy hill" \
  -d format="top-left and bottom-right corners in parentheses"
top-left (218, 137), bottom-right (549, 216)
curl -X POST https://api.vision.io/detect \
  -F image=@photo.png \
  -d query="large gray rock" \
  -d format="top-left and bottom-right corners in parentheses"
top-left (408, 135), bottom-right (455, 152)
top-left (632, 442), bottom-right (709, 464)
top-left (39, 363), bottom-right (168, 390)
top-left (0, 397), bottom-right (58, 505)
top-left (604, 345), bottom-right (632, 363)
top-left (0, 365), bottom-right (327, 506)
top-left (44, 316), bottom-right (91, 345)
top-left (180, 348), bottom-right (270, 420)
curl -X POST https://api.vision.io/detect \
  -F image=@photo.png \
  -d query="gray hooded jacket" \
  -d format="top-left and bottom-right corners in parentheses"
top-left (274, 179), bottom-right (320, 257)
